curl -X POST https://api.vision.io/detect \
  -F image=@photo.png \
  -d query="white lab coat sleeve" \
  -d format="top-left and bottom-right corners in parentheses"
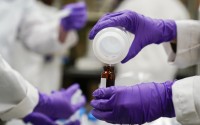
top-left (18, 0), bottom-right (63, 55)
top-left (61, 30), bottom-right (78, 53)
top-left (172, 76), bottom-right (200, 125)
top-left (163, 20), bottom-right (200, 68)
top-left (0, 55), bottom-right (39, 121)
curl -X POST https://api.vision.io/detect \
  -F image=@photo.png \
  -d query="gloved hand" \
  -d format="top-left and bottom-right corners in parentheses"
top-left (24, 112), bottom-right (81, 125)
top-left (61, 2), bottom-right (87, 31)
top-left (91, 81), bottom-right (175, 124)
top-left (89, 10), bottom-right (177, 63)
top-left (34, 84), bottom-right (86, 119)
top-left (24, 113), bottom-right (57, 125)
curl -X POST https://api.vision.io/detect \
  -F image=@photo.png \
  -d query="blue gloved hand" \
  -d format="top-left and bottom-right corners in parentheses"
top-left (24, 113), bottom-right (57, 125)
top-left (24, 113), bottom-right (81, 125)
top-left (61, 2), bottom-right (87, 31)
top-left (34, 84), bottom-right (86, 119)
top-left (91, 81), bottom-right (175, 124)
top-left (89, 10), bottom-right (177, 63)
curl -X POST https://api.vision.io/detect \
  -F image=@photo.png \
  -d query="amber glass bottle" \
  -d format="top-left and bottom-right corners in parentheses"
top-left (101, 65), bottom-right (115, 87)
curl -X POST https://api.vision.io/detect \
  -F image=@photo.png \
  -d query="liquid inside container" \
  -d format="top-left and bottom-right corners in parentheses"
top-left (93, 27), bottom-right (132, 64)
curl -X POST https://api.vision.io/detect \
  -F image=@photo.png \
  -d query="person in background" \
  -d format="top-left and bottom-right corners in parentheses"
top-left (89, 9), bottom-right (200, 125)
top-left (11, 0), bottom-right (85, 94)
top-left (0, 0), bottom-right (87, 125)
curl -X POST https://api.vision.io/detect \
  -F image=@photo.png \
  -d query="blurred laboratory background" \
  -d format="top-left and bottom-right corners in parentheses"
top-left (3, 0), bottom-right (200, 125)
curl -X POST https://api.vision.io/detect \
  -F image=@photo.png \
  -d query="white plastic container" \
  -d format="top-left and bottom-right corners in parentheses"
top-left (93, 27), bottom-right (133, 64)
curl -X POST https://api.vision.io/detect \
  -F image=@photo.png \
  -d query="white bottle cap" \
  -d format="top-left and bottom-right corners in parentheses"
top-left (93, 27), bottom-right (131, 64)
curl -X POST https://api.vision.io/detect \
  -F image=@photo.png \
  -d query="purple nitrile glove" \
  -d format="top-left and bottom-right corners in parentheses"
top-left (61, 2), bottom-right (87, 31)
top-left (89, 10), bottom-right (177, 63)
top-left (34, 84), bottom-right (86, 119)
top-left (24, 112), bottom-right (81, 125)
top-left (23, 113), bottom-right (57, 125)
top-left (91, 81), bottom-right (175, 124)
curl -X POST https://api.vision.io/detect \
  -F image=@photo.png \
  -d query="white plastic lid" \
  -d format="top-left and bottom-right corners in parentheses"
top-left (93, 27), bottom-right (131, 64)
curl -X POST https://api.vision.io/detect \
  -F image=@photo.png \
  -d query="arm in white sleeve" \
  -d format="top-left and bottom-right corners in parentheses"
top-left (58, 30), bottom-right (78, 55)
top-left (18, 0), bottom-right (64, 55)
top-left (172, 76), bottom-right (200, 125)
top-left (163, 20), bottom-right (200, 68)
top-left (0, 55), bottom-right (39, 121)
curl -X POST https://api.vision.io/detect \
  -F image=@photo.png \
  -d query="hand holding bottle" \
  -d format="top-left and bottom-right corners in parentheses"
top-left (89, 10), bottom-right (177, 63)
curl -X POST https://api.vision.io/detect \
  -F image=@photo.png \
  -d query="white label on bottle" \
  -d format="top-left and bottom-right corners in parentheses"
top-left (100, 78), bottom-right (106, 88)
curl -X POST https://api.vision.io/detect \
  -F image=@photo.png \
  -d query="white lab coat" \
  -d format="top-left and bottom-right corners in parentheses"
top-left (0, 55), bottom-right (38, 121)
top-left (6, 1), bottom-right (78, 122)
top-left (10, 1), bottom-right (78, 94)
top-left (163, 20), bottom-right (200, 125)
top-left (0, 0), bottom-right (65, 65)
top-left (0, 0), bottom-right (73, 122)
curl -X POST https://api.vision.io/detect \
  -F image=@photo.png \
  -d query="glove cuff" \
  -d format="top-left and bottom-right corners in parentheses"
top-left (156, 19), bottom-right (177, 44)
top-left (165, 20), bottom-right (177, 41)
top-left (33, 92), bottom-right (50, 114)
top-left (162, 81), bottom-right (176, 117)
